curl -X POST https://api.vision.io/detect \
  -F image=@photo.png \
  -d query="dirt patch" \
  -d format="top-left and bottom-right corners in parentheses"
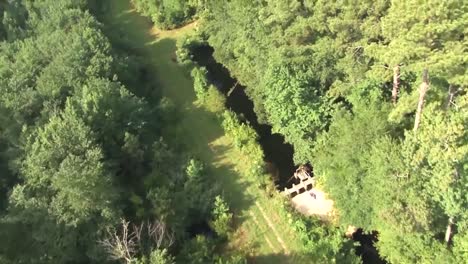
top-left (290, 188), bottom-right (335, 220)
top-left (149, 20), bottom-right (199, 39)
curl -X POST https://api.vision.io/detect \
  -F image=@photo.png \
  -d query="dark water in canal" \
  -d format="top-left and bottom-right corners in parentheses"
top-left (191, 46), bottom-right (296, 189)
top-left (353, 229), bottom-right (387, 264)
top-left (190, 45), bottom-right (386, 264)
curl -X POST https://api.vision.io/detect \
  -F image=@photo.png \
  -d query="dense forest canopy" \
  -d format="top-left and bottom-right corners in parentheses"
top-left (199, 0), bottom-right (467, 262)
top-left (0, 0), bottom-right (466, 263)
top-left (0, 0), bottom-right (229, 263)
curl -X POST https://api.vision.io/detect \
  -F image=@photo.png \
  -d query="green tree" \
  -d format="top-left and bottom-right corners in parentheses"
top-left (132, 0), bottom-right (199, 29)
top-left (11, 108), bottom-right (118, 226)
top-left (261, 64), bottom-right (330, 163)
top-left (375, 94), bottom-right (467, 263)
top-left (179, 235), bottom-right (215, 264)
top-left (210, 195), bottom-right (233, 238)
top-left (366, 0), bottom-right (467, 88)
top-left (181, 159), bottom-right (215, 226)
top-left (313, 86), bottom-right (391, 228)
top-left (135, 249), bottom-right (175, 264)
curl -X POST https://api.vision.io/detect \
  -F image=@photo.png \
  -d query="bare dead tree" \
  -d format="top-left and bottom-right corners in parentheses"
top-left (445, 84), bottom-right (460, 110)
top-left (99, 219), bottom-right (174, 263)
top-left (133, 221), bottom-right (144, 249)
top-left (147, 219), bottom-right (175, 249)
top-left (392, 65), bottom-right (400, 105)
top-left (413, 69), bottom-right (429, 132)
top-left (99, 219), bottom-right (139, 263)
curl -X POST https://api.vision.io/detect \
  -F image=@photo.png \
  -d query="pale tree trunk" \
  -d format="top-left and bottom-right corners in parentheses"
top-left (445, 84), bottom-right (458, 110)
top-left (445, 217), bottom-right (454, 244)
top-left (444, 93), bottom-right (459, 245)
top-left (413, 69), bottom-right (429, 132)
top-left (392, 65), bottom-right (400, 105)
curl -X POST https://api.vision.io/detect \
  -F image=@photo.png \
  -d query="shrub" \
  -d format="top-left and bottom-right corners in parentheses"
top-left (178, 235), bottom-right (215, 263)
top-left (190, 67), bottom-right (226, 113)
top-left (204, 85), bottom-right (226, 113)
top-left (210, 195), bottom-right (233, 238)
top-left (132, 0), bottom-right (198, 29)
top-left (191, 67), bottom-right (209, 101)
top-left (221, 111), bottom-right (265, 181)
top-left (176, 33), bottom-right (206, 66)
top-left (134, 249), bottom-right (175, 264)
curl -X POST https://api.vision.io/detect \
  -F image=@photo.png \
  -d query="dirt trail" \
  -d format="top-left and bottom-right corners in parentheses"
top-left (255, 201), bottom-right (289, 254)
top-left (149, 20), bottom-right (199, 38)
top-left (249, 211), bottom-right (277, 252)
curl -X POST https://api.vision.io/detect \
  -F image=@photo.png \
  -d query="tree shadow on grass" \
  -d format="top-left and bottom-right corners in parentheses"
top-left (208, 143), bottom-right (255, 209)
top-left (102, 1), bottom-right (291, 261)
top-left (145, 38), bottom-right (257, 229)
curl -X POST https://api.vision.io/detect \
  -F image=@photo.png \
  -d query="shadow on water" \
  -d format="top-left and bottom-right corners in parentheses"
top-left (191, 46), bottom-right (296, 189)
top-left (353, 229), bottom-right (387, 264)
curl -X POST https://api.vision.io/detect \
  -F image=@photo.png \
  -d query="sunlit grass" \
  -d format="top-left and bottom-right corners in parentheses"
top-left (106, 1), bottom-right (306, 262)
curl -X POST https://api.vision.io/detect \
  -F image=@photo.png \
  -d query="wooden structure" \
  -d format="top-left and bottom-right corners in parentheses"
top-left (283, 166), bottom-right (335, 220)
top-left (282, 177), bottom-right (315, 197)
top-left (293, 165), bottom-right (312, 181)
top-left (282, 167), bottom-right (336, 220)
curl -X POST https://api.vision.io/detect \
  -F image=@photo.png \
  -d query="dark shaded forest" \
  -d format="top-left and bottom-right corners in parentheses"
top-left (0, 0), bottom-right (238, 263)
top-left (0, 0), bottom-right (466, 263)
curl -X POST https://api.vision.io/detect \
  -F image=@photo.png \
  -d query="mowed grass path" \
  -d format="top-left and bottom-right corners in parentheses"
top-left (105, 1), bottom-right (306, 262)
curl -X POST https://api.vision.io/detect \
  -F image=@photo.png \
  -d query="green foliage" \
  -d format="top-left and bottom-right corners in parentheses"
top-left (202, 0), bottom-right (467, 261)
top-left (134, 249), bottom-right (175, 264)
top-left (366, 0), bottom-right (467, 87)
top-left (178, 235), bottom-right (216, 264)
top-left (132, 0), bottom-right (200, 29)
top-left (0, 0), bottom-right (27, 41)
top-left (191, 66), bottom-right (226, 112)
top-left (260, 64), bottom-right (330, 163)
top-left (181, 159), bottom-right (217, 226)
top-left (291, 216), bottom-right (361, 264)
top-left (373, 94), bottom-right (468, 263)
top-left (191, 66), bottom-right (209, 100)
top-left (313, 86), bottom-right (391, 228)
top-left (0, 0), bottom-right (210, 262)
top-left (0, 7), bottom-right (112, 127)
top-left (176, 33), bottom-right (206, 65)
top-left (203, 85), bottom-right (226, 113)
top-left (221, 111), bottom-right (265, 182)
top-left (215, 255), bottom-right (248, 264)
top-left (12, 109), bottom-right (118, 226)
top-left (1, 0), bottom-right (466, 262)
top-left (210, 195), bottom-right (233, 238)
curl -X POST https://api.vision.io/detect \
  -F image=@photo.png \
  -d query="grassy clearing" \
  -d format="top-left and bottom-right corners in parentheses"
top-left (105, 1), bottom-right (306, 262)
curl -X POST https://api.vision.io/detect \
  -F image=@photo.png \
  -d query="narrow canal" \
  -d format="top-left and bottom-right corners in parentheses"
top-left (191, 45), bottom-right (386, 264)
top-left (191, 45), bottom-right (296, 188)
